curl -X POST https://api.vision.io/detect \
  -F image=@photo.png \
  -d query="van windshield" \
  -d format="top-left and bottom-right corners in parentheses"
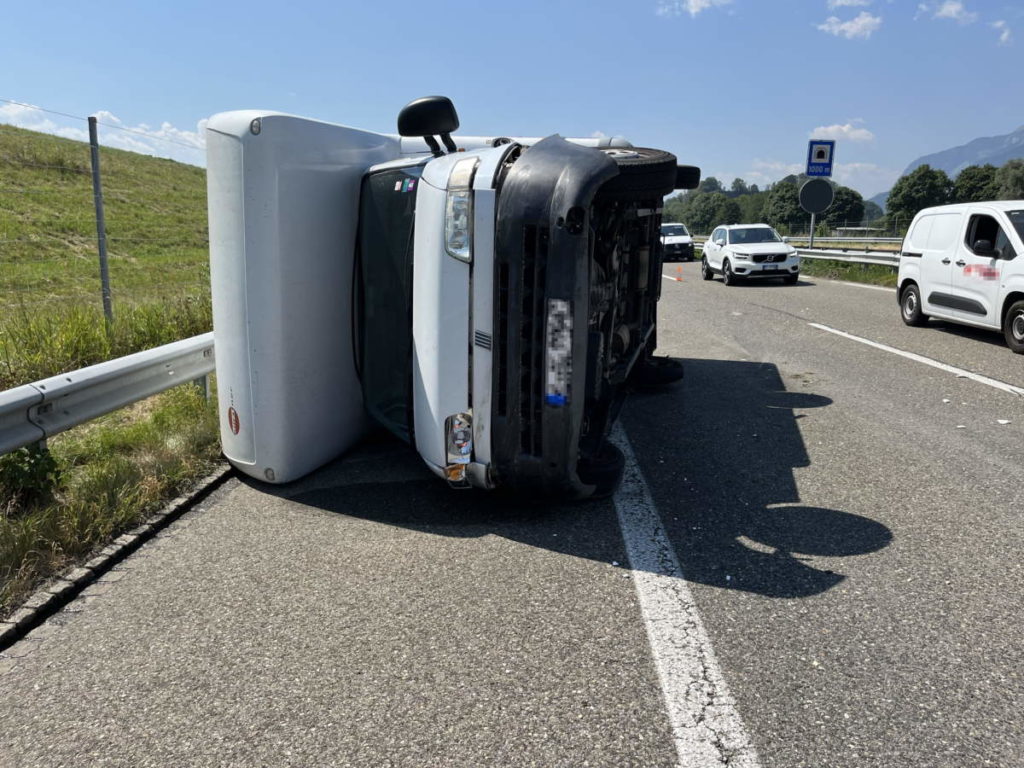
top-left (1008, 211), bottom-right (1024, 241)
top-left (356, 166), bottom-right (422, 443)
top-left (661, 224), bottom-right (689, 237)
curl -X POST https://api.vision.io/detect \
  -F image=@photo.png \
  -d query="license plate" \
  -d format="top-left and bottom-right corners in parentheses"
top-left (762, 265), bottom-right (778, 271)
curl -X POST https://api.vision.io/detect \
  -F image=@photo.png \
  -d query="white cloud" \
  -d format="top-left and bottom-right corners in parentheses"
top-left (810, 122), bottom-right (875, 142)
top-left (992, 20), bottom-right (1012, 45)
top-left (831, 162), bottom-right (901, 198)
top-left (817, 11), bottom-right (882, 39)
top-left (932, 1), bottom-right (977, 24)
top-left (656, 0), bottom-right (732, 18)
top-left (0, 101), bottom-right (206, 166)
top-left (828, 0), bottom-right (871, 8)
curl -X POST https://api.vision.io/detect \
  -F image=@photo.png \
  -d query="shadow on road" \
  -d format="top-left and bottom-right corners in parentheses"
top-left (622, 358), bottom-right (891, 598)
top-left (249, 358), bottom-right (890, 600)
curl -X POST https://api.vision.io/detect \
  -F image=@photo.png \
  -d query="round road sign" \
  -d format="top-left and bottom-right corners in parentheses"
top-left (799, 178), bottom-right (835, 214)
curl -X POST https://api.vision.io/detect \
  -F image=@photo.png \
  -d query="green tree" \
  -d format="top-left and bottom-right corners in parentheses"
top-left (886, 165), bottom-right (953, 224)
top-left (663, 193), bottom-right (688, 223)
top-left (739, 191), bottom-right (767, 223)
top-left (688, 192), bottom-right (726, 233)
top-left (715, 196), bottom-right (742, 225)
top-left (698, 176), bottom-right (724, 194)
top-left (823, 185), bottom-right (865, 228)
top-left (995, 159), bottom-right (1024, 200)
top-left (730, 178), bottom-right (748, 196)
top-left (954, 164), bottom-right (999, 203)
top-left (763, 182), bottom-right (803, 232)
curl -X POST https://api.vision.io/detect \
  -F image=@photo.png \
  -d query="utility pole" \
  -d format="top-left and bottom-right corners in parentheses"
top-left (88, 116), bottom-right (113, 325)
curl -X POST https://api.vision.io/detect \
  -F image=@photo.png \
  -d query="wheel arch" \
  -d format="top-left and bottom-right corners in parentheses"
top-left (1001, 291), bottom-right (1024, 323)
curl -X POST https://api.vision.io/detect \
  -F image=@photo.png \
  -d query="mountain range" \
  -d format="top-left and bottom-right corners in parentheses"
top-left (871, 125), bottom-right (1024, 210)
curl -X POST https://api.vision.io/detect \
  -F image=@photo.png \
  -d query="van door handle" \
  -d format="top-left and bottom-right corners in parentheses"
top-left (955, 260), bottom-right (966, 267)
top-left (941, 258), bottom-right (951, 264)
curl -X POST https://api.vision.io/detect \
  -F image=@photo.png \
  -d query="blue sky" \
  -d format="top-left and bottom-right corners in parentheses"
top-left (2, 0), bottom-right (1022, 198)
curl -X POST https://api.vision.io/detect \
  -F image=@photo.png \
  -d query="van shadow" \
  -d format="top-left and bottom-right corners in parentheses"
top-left (250, 359), bottom-right (890, 599)
top-left (620, 358), bottom-right (892, 598)
top-left (927, 319), bottom-right (1007, 349)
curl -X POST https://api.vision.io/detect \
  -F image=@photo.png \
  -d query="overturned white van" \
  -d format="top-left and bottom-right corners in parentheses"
top-left (207, 97), bottom-right (698, 496)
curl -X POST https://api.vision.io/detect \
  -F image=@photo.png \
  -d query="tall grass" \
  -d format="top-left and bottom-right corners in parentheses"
top-left (0, 384), bottom-right (221, 615)
top-left (0, 295), bottom-right (212, 390)
top-left (801, 258), bottom-right (898, 287)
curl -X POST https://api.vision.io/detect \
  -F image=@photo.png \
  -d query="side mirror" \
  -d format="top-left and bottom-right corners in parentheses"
top-left (973, 239), bottom-right (996, 256)
top-left (782, 236), bottom-right (791, 243)
top-left (398, 96), bottom-right (460, 155)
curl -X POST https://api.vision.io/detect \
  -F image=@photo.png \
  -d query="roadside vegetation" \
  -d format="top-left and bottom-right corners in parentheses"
top-left (0, 384), bottom-right (221, 615)
top-left (0, 124), bottom-right (218, 616)
top-left (799, 259), bottom-right (898, 288)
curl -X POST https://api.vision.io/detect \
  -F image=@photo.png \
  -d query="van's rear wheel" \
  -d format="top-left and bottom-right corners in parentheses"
top-left (900, 284), bottom-right (927, 326)
top-left (1003, 300), bottom-right (1024, 354)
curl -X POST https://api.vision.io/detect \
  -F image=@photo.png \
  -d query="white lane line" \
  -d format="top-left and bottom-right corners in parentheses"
top-left (808, 322), bottom-right (1024, 398)
top-left (662, 274), bottom-right (685, 283)
top-left (610, 424), bottom-right (762, 768)
top-left (825, 280), bottom-right (895, 293)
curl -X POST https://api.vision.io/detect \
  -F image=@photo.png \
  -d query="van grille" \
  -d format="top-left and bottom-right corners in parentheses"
top-left (520, 225), bottom-right (548, 456)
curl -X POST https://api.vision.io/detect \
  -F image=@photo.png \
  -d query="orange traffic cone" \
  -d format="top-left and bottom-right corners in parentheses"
top-left (675, 265), bottom-right (683, 282)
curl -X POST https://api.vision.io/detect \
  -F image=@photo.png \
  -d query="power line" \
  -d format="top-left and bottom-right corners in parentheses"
top-left (1, 97), bottom-right (206, 152)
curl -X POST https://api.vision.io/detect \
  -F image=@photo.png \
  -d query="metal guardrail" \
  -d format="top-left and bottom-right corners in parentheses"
top-left (0, 332), bottom-right (214, 456)
top-left (796, 248), bottom-right (899, 267)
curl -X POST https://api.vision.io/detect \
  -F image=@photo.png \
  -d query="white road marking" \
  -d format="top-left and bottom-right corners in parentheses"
top-left (824, 280), bottom-right (895, 293)
top-left (610, 424), bottom-right (762, 768)
top-left (662, 274), bottom-right (684, 283)
top-left (808, 322), bottom-right (1024, 398)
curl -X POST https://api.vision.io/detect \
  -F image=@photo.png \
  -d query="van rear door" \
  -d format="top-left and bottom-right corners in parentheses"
top-left (907, 211), bottom-right (959, 317)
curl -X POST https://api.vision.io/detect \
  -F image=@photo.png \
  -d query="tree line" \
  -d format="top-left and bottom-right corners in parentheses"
top-left (885, 160), bottom-right (1024, 230)
top-left (663, 175), bottom-right (878, 235)
top-left (666, 159), bottom-right (1024, 235)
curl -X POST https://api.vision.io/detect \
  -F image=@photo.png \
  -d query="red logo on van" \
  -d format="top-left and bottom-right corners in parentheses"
top-left (227, 407), bottom-right (240, 435)
top-left (963, 264), bottom-right (999, 281)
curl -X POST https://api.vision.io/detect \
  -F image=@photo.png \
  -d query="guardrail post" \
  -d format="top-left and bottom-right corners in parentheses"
top-left (193, 374), bottom-right (210, 401)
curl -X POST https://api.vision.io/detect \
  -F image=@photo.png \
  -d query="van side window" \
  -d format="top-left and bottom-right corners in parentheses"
top-left (965, 214), bottom-right (1014, 258)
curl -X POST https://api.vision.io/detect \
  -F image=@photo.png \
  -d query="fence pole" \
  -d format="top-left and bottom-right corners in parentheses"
top-left (88, 116), bottom-right (113, 325)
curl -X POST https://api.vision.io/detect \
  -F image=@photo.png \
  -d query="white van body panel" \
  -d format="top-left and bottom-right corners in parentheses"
top-left (207, 111), bottom-right (400, 483)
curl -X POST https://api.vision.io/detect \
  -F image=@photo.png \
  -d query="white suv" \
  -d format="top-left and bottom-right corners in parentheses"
top-left (701, 224), bottom-right (800, 285)
top-left (897, 201), bottom-right (1024, 353)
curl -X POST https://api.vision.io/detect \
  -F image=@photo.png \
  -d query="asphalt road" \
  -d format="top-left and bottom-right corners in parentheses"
top-left (1, 264), bottom-right (1022, 767)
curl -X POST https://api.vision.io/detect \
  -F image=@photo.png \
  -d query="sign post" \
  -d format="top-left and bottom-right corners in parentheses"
top-left (803, 140), bottom-right (837, 246)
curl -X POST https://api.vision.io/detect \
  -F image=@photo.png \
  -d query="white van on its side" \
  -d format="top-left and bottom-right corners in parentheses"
top-left (897, 201), bottom-right (1024, 353)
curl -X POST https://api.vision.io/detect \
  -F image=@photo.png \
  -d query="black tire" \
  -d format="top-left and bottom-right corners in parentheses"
top-left (783, 273), bottom-right (799, 285)
top-left (701, 256), bottom-right (713, 281)
top-left (629, 356), bottom-right (685, 391)
top-left (722, 259), bottom-right (736, 286)
top-left (597, 147), bottom-right (678, 200)
top-left (577, 441), bottom-right (626, 498)
top-left (1002, 299), bottom-right (1024, 354)
top-left (900, 284), bottom-right (927, 327)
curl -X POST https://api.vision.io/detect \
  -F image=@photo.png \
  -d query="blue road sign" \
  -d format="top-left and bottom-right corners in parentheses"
top-left (807, 140), bottom-right (836, 178)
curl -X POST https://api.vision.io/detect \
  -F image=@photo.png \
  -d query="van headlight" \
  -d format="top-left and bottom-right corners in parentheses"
top-left (445, 158), bottom-right (478, 263)
top-left (546, 299), bottom-right (572, 407)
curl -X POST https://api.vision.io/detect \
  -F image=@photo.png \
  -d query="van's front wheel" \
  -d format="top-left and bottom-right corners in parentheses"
top-left (900, 284), bottom-right (927, 327)
top-left (1003, 300), bottom-right (1024, 354)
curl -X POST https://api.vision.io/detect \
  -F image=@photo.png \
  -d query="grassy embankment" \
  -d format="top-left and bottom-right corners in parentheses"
top-left (0, 124), bottom-right (220, 615)
top-left (787, 237), bottom-right (900, 287)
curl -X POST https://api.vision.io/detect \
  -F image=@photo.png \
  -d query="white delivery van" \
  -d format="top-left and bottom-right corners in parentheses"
top-left (207, 97), bottom-right (699, 497)
top-left (897, 201), bottom-right (1024, 352)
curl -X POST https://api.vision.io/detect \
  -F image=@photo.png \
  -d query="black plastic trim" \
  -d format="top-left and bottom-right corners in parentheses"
top-left (928, 291), bottom-right (986, 315)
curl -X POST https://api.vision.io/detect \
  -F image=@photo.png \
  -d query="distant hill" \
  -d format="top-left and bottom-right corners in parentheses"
top-left (870, 125), bottom-right (1024, 211)
top-left (903, 125), bottom-right (1024, 178)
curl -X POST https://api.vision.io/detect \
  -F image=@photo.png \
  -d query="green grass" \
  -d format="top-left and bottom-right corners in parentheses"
top-left (0, 123), bottom-right (209, 309)
top-left (0, 125), bottom-right (221, 616)
top-left (0, 383), bottom-right (222, 615)
top-left (800, 258), bottom-right (898, 287)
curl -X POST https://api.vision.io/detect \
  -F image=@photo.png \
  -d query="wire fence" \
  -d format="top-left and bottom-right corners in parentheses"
top-left (0, 100), bottom-right (209, 317)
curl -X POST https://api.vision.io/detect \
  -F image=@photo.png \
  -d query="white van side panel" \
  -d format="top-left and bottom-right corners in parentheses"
top-left (207, 112), bottom-right (400, 483)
